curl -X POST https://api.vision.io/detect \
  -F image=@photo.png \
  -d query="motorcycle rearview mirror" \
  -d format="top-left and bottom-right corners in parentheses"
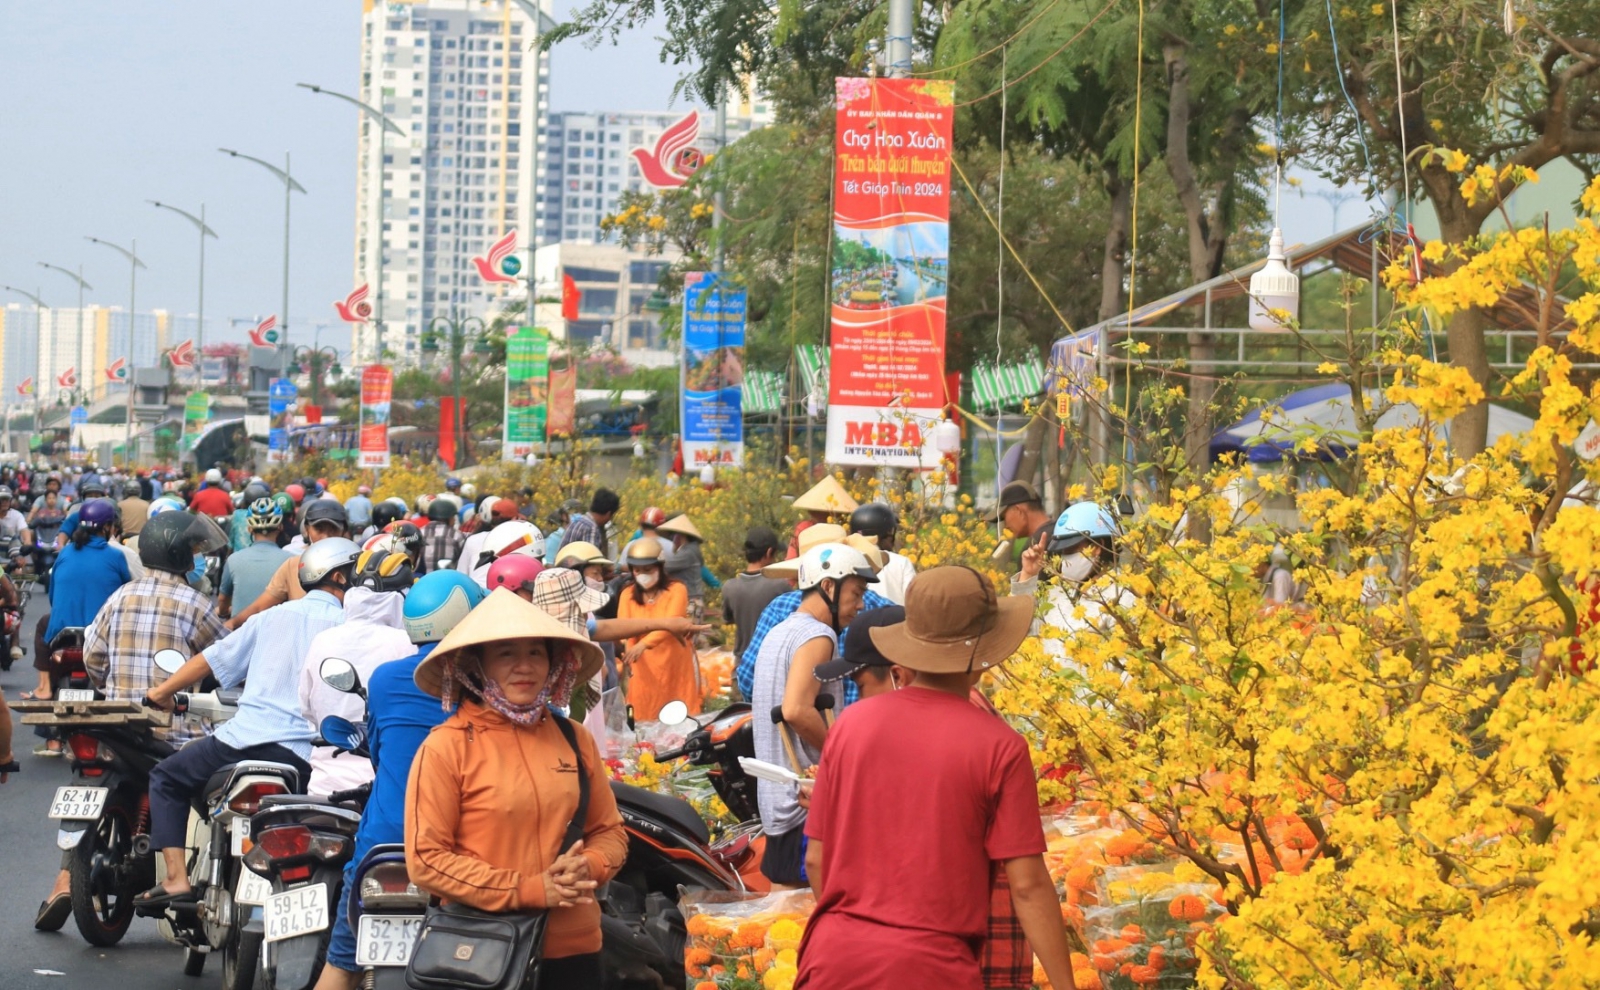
top-left (320, 715), bottom-right (366, 753)
top-left (319, 657), bottom-right (362, 695)
top-left (153, 649), bottom-right (187, 675)
top-left (656, 700), bottom-right (690, 726)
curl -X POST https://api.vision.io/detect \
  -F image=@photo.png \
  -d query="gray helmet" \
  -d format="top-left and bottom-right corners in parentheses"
top-left (139, 512), bottom-right (228, 575)
top-left (298, 537), bottom-right (363, 590)
top-left (302, 497), bottom-right (349, 533)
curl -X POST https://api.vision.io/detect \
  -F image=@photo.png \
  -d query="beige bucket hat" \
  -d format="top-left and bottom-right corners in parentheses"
top-left (762, 523), bottom-right (847, 578)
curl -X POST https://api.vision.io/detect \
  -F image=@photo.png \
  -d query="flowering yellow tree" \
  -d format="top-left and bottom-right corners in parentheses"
top-left (993, 177), bottom-right (1600, 988)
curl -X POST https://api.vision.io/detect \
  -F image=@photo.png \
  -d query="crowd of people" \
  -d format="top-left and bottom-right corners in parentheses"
top-left (0, 460), bottom-right (1189, 990)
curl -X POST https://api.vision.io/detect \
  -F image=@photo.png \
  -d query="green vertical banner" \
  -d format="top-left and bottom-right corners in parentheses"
top-left (503, 327), bottom-right (550, 461)
top-left (183, 391), bottom-right (211, 451)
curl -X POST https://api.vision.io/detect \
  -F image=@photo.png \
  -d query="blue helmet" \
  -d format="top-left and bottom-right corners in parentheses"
top-left (403, 570), bottom-right (486, 644)
top-left (1049, 501), bottom-right (1119, 555)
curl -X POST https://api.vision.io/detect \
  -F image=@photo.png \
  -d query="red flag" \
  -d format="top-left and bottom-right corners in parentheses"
top-left (302, 404), bottom-right (323, 425)
top-left (439, 396), bottom-right (459, 469)
top-left (561, 273), bottom-right (582, 321)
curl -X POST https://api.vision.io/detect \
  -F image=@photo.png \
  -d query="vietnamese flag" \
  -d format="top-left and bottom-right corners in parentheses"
top-left (561, 273), bottom-right (582, 321)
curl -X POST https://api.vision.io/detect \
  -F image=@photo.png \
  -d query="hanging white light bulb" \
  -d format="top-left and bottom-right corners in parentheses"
top-left (930, 417), bottom-right (962, 456)
top-left (1248, 227), bottom-right (1299, 331)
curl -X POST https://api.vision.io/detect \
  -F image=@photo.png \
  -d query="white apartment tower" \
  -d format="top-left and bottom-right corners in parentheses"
top-left (354, 0), bottom-right (552, 365)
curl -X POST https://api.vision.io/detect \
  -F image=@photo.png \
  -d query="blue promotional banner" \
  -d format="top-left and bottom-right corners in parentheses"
top-left (268, 378), bottom-right (297, 464)
top-left (680, 272), bottom-right (746, 470)
top-left (69, 405), bottom-right (88, 462)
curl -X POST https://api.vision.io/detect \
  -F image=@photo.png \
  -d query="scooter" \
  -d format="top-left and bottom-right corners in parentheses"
top-left (653, 701), bottom-right (768, 891)
top-left (141, 649), bottom-right (296, 990)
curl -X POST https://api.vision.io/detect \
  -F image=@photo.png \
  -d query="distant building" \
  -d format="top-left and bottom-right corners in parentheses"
top-left (531, 243), bottom-right (678, 364)
top-left (351, 0), bottom-right (553, 365)
top-left (0, 304), bottom-right (176, 409)
top-left (543, 100), bottom-right (769, 245)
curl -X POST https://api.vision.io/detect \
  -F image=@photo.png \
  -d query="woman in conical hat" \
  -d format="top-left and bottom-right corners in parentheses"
top-left (786, 475), bottom-right (859, 559)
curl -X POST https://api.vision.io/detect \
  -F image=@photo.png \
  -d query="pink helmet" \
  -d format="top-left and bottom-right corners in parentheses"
top-left (285, 483), bottom-right (305, 504)
top-left (486, 553), bottom-right (544, 595)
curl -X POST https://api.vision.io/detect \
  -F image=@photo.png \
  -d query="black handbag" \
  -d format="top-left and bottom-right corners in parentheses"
top-left (406, 715), bottom-right (591, 990)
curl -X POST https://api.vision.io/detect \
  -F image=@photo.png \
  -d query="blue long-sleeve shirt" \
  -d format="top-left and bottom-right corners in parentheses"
top-left (46, 536), bottom-right (132, 643)
top-left (735, 589), bottom-right (894, 706)
top-left (354, 643), bottom-right (449, 858)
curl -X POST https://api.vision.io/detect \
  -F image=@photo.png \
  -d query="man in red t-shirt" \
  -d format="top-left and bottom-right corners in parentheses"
top-left (188, 474), bottom-right (234, 520)
top-left (796, 567), bottom-right (1076, 990)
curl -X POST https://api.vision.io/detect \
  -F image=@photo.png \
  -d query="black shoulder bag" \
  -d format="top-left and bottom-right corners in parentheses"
top-left (406, 715), bottom-right (591, 990)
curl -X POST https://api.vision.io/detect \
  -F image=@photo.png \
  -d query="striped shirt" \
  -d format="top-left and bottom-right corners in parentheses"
top-left (83, 571), bottom-right (231, 743)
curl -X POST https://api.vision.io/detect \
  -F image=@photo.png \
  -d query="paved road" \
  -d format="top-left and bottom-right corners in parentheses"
top-left (0, 594), bottom-right (197, 990)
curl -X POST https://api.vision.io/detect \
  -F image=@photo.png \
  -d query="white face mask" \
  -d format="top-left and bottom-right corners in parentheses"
top-left (1059, 551), bottom-right (1097, 584)
top-left (585, 577), bottom-right (607, 593)
top-left (635, 570), bottom-right (660, 590)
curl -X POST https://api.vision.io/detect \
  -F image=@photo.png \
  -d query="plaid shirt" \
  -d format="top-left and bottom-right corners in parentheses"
top-left (420, 521), bottom-right (463, 574)
top-left (83, 572), bottom-right (230, 743)
top-left (735, 589), bottom-right (895, 706)
top-left (559, 513), bottom-right (605, 557)
top-left (970, 688), bottom-right (1032, 989)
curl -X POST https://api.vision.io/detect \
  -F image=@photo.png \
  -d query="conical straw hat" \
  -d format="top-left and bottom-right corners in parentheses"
top-left (791, 476), bottom-right (858, 514)
top-left (415, 587), bottom-right (604, 698)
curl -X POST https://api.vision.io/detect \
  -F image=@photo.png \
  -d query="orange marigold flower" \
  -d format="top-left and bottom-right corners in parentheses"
top-left (694, 983), bottom-right (718, 990)
top-left (686, 947), bottom-right (715, 967)
top-left (1129, 964), bottom-right (1162, 984)
top-left (731, 921), bottom-right (768, 949)
top-left (1282, 821), bottom-right (1318, 851)
top-left (1119, 924), bottom-right (1145, 944)
top-left (1065, 865), bottom-right (1096, 890)
top-left (1169, 893), bottom-right (1209, 921)
top-left (685, 914), bottom-right (714, 937)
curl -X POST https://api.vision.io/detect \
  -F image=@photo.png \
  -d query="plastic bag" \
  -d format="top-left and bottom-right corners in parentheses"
top-left (601, 687), bottom-right (635, 759)
top-left (680, 888), bottom-right (815, 989)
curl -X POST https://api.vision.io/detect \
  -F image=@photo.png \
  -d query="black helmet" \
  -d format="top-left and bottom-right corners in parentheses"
top-left (80, 480), bottom-right (108, 498)
top-left (849, 503), bottom-right (899, 540)
top-left (372, 499), bottom-right (406, 531)
top-left (384, 521), bottom-right (425, 566)
top-left (139, 511), bottom-right (228, 575)
top-left (242, 481), bottom-right (272, 505)
top-left (302, 498), bottom-right (349, 533)
top-left (426, 498), bottom-right (458, 524)
top-left (355, 547), bottom-right (415, 593)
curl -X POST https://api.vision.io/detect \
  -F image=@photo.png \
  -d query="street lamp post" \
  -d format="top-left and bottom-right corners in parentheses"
top-left (85, 237), bottom-right (146, 464)
top-left (299, 83), bottom-right (405, 363)
top-left (290, 345), bottom-right (343, 410)
top-left (0, 284), bottom-right (46, 439)
top-left (149, 201), bottom-right (218, 387)
top-left (220, 149), bottom-right (307, 377)
top-left (422, 313), bottom-right (491, 468)
top-left (509, 0), bottom-right (559, 319)
top-left (38, 263), bottom-right (92, 415)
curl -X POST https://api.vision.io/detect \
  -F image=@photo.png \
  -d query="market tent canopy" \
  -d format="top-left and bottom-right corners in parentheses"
top-left (1210, 383), bottom-right (1536, 462)
top-left (971, 359), bottom-right (1046, 411)
top-left (795, 344), bottom-right (829, 399)
top-left (743, 370), bottom-right (784, 415)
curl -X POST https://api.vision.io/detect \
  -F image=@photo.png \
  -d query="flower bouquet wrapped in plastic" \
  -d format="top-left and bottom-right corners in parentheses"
top-left (680, 888), bottom-right (815, 990)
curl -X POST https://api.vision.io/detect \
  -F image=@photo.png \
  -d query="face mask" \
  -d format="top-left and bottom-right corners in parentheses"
top-left (635, 571), bottom-right (660, 590)
top-left (1059, 551), bottom-right (1097, 584)
top-left (585, 577), bottom-right (607, 593)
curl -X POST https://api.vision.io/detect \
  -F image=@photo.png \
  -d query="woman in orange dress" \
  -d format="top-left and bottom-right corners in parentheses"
top-left (616, 537), bottom-right (700, 720)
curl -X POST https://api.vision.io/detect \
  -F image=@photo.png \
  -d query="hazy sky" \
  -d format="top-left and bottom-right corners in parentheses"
top-left (0, 2), bottom-right (1362, 358)
top-left (0, 1), bottom-right (691, 355)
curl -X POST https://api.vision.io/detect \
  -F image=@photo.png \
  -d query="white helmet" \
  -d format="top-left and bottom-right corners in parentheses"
top-left (475, 520), bottom-right (545, 570)
top-left (796, 544), bottom-right (879, 591)
top-left (460, 482), bottom-right (477, 500)
top-left (205, 468), bottom-right (222, 483)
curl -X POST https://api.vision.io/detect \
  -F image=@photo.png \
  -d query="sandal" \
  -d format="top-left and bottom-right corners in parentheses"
top-left (34, 892), bottom-right (71, 932)
top-left (18, 690), bottom-right (51, 701)
top-left (132, 885), bottom-right (198, 912)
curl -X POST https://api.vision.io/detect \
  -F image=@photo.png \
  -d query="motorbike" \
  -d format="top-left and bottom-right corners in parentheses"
top-left (47, 627), bottom-right (94, 698)
top-left (48, 692), bottom-right (174, 946)
top-left (140, 649), bottom-right (295, 990)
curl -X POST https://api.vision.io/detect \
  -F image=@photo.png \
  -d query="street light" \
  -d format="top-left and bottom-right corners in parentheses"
top-left (149, 201), bottom-right (219, 386)
top-left (85, 237), bottom-right (146, 464)
top-left (509, 0), bottom-right (559, 314)
top-left (38, 263), bottom-right (92, 414)
top-left (220, 149), bottom-right (306, 377)
top-left (290, 345), bottom-right (343, 410)
top-left (422, 313), bottom-right (493, 467)
top-left (0, 283), bottom-right (46, 436)
top-left (298, 82), bottom-right (405, 363)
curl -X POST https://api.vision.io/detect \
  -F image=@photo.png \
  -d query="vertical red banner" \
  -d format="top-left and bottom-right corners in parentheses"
top-left (438, 396), bottom-right (459, 469)
top-left (547, 365), bottom-right (578, 437)
top-left (825, 77), bottom-right (954, 468)
top-left (358, 365), bottom-right (393, 469)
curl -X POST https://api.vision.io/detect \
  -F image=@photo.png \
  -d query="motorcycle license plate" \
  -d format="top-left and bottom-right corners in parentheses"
top-left (356, 915), bottom-right (424, 967)
top-left (49, 785), bottom-right (107, 820)
top-left (231, 815), bottom-right (251, 857)
top-left (263, 883), bottom-right (329, 943)
top-left (236, 868), bottom-right (273, 907)
top-left (57, 688), bottom-right (95, 702)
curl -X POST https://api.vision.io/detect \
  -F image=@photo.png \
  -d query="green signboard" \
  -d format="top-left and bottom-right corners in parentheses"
top-left (503, 327), bottom-right (549, 460)
top-left (183, 391), bottom-right (211, 450)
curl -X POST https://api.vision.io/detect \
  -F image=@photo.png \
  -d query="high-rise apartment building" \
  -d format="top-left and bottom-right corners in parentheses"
top-left (543, 102), bottom-right (770, 245)
top-left (353, 0), bottom-right (552, 364)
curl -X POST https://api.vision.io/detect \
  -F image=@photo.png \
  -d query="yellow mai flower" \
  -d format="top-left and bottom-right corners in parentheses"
top-left (1440, 148), bottom-right (1470, 173)
top-left (1316, 361), bottom-right (1340, 375)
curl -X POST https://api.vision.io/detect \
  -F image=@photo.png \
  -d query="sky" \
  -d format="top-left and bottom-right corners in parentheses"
top-left (0, 2), bottom-right (1366, 360)
top-left (0, 0), bottom-right (690, 356)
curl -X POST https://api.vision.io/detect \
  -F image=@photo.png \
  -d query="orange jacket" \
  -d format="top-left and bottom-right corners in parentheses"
top-left (404, 700), bottom-right (628, 958)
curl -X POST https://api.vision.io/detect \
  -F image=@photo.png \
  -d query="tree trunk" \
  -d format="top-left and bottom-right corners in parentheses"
top-left (1090, 174), bottom-right (1132, 469)
top-left (1434, 210), bottom-right (1493, 457)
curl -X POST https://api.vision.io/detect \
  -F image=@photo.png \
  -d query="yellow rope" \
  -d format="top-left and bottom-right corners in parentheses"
top-left (1124, 0), bottom-right (1145, 425)
top-left (949, 156), bottom-right (1077, 337)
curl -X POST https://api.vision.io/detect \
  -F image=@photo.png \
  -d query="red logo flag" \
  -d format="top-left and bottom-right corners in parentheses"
top-left (248, 316), bottom-right (276, 347)
top-left (105, 357), bottom-right (128, 382)
top-left (473, 230), bottom-right (519, 285)
top-left (630, 111), bottom-right (702, 188)
top-left (335, 285), bottom-right (372, 324)
top-left (57, 367), bottom-right (78, 389)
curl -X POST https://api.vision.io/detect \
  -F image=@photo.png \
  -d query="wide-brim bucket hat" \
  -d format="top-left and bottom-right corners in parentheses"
top-left (762, 523), bottom-right (847, 578)
top-left (415, 587), bottom-right (605, 698)
top-left (870, 566), bottom-right (1033, 674)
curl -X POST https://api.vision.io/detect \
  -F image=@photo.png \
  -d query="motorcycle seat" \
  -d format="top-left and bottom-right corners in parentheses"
top-left (258, 793), bottom-right (333, 808)
top-left (49, 627), bottom-right (85, 651)
top-left (610, 780), bottom-right (710, 844)
top-left (202, 763), bottom-right (241, 804)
